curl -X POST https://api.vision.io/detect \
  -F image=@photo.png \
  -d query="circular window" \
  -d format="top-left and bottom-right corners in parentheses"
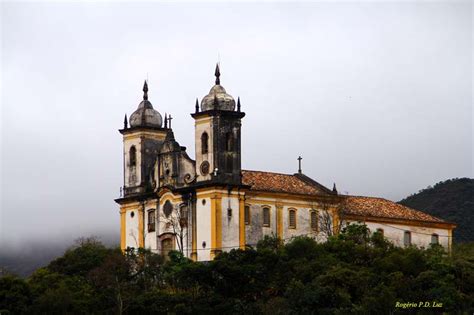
top-left (163, 200), bottom-right (173, 217)
top-left (130, 211), bottom-right (135, 218)
top-left (202, 199), bottom-right (206, 205)
top-left (200, 161), bottom-right (210, 175)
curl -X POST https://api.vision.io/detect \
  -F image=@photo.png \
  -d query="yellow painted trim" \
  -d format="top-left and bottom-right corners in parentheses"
top-left (123, 131), bottom-right (167, 141)
top-left (210, 193), bottom-right (222, 258)
top-left (194, 117), bottom-right (212, 125)
top-left (332, 208), bottom-right (340, 235)
top-left (216, 194), bottom-right (222, 254)
top-left (245, 191), bottom-right (339, 203)
top-left (245, 197), bottom-right (325, 208)
top-left (448, 229), bottom-right (453, 254)
top-left (343, 214), bottom-right (457, 229)
top-left (120, 209), bottom-right (126, 251)
top-left (138, 208), bottom-right (144, 248)
top-left (239, 195), bottom-right (246, 249)
top-left (196, 190), bottom-right (240, 198)
top-left (121, 202), bottom-right (141, 209)
top-left (191, 202), bottom-right (197, 261)
top-left (276, 203), bottom-right (283, 238)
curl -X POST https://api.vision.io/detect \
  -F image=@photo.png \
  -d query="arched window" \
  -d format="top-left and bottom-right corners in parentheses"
top-left (129, 146), bottom-right (136, 167)
top-left (263, 207), bottom-right (270, 227)
top-left (147, 210), bottom-right (155, 232)
top-left (289, 209), bottom-right (296, 229)
top-left (310, 211), bottom-right (318, 231)
top-left (225, 155), bottom-right (233, 173)
top-left (404, 231), bottom-right (411, 247)
top-left (201, 132), bottom-right (209, 154)
top-left (179, 204), bottom-right (188, 228)
top-left (244, 205), bottom-right (250, 225)
top-left (226, 132), bottom-right (234, 151)
top-left (163, 200), bottom-right (173, 218)
top-left (431, 233), bottom-right (439, 245)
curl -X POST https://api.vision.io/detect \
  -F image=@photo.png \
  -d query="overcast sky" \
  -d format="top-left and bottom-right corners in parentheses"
top-left (1, 1), bottom-right (472, 249)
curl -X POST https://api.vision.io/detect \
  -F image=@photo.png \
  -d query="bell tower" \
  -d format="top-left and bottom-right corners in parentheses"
top-left (120, 81), bottom-right (168, 196)
top-left (191, 64), bottom-right (245, 186)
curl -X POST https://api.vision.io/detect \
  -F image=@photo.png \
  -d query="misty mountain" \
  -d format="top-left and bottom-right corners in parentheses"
top-left (0, 232), bottom-right (119, 278)
top-left (399, 178), bottom-right (474, 242)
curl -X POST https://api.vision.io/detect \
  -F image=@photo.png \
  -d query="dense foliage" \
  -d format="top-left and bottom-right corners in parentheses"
top-left (1, 226), bottom-right (474, 314)
top-left (399, 178), bottom-right (474, 242)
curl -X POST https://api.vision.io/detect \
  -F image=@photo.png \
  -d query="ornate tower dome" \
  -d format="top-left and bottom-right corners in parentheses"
top-left (200, 64), bottom-right (236, 111)
top-left (129, 81), bottom-right (163, 128)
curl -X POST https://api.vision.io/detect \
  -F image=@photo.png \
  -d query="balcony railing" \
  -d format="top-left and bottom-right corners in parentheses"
top-left (123, 185), bottom-right (145, 197)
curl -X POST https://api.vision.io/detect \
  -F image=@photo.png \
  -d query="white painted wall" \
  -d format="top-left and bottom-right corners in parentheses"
top-left (282, 206), bottom-right (319, 241)
top-left (194, 118), bottom-right (214, 182)
top-left (123, 137), bottom-right (141, 187)
top-left (125, 208), bottom-right (140, 249)
top-left (221, 194), bottom-right (240, 251)
top-left (346, 220), bottom-right (450, 249)
top-left (196, 196), bottom-right (211, 261)
top-left (245, 202), bottom-right (277, 246)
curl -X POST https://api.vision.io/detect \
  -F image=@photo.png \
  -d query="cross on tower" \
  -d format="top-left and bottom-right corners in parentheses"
top-left (168, 114), bottom-right (173, 129)
top-left (297, 156), bottom-right (302, 174)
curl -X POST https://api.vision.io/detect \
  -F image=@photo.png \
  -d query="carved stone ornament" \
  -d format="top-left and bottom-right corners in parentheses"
top-left (200, 161), bottom-right (210, 175)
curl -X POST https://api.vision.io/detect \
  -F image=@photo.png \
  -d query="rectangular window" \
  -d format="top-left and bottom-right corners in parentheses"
top-left (148, 210), bottom-right (156, 232)
top-left (289, 209), bottom-right (296, 229)
top-left (263, 207), bottom-right (270, 227)
top-left (244, 205), bottom-right (250, 225)
top-left (310, 211), bottom-right (318, 231)
top-left (431, 234), bottom-right (439, 245)
top-left (404, 231), bottom-right (411, 247)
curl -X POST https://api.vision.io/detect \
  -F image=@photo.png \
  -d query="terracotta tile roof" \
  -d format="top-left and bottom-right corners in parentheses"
top-left (241, 170), bottom-right (329, 196)
top-left (342, 196), bottom-right (445, 223)
top-left (241, 171), bottom-right (448, 225)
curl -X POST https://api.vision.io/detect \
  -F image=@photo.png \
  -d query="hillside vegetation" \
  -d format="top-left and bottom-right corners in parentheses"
top-left (399, 178), bottom-right (474, 242)
top-left (1, 226), bottom-right (473, 314)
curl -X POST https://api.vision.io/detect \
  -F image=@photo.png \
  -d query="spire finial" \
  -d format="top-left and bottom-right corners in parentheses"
top-left (214, 63), bottom-right (220, 85)
top-left (332, 183), bottom-right (338, 194)
top-left (164, 113), bottom-right (168, 128)
top-left (195, 98), bottom-right (199, 113)
top-left (143, 80), bottom-right (148, 100)
top-left (297, 156), bottom-right (302, 174)
top-left (237, 97), bottom-right (241, 112)
top-left (124, 114), bottom-right (128, 129)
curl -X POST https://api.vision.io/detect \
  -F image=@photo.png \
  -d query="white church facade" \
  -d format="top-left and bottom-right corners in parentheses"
top-left (115, 65), bottom-right (455, 260)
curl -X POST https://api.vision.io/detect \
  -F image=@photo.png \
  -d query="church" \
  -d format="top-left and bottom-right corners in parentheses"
top-left (115, 65), bottom-right (455, 260)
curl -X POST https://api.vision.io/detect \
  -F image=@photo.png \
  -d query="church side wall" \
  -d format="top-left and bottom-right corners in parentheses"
top-left (125, 206), bottom-right (140, 249)
top-left (221, 194), bottom-right (240, 251)
top-left (282, 205), bottom-right (318, 241)
top-left (346, 220), bottom-right (451, 249)
top-left (245, 202), bottom-right (277, 246)
top-left (244, 196), bottom-right (335, 246)
top-left (196, 195), bottom-right (212, 261)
